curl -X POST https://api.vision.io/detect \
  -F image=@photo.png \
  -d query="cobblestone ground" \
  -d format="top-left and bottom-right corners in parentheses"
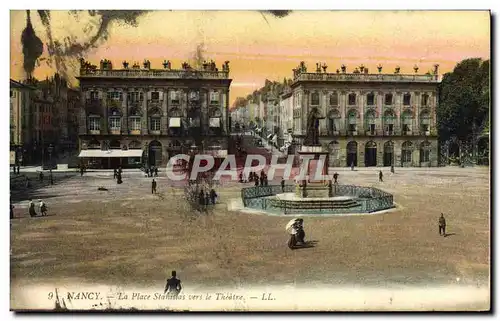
top-left (10, 167), bottom-right (490, 296)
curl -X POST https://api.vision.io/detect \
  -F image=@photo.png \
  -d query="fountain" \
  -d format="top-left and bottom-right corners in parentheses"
top-left (239, 108), bottom-right (395, 215)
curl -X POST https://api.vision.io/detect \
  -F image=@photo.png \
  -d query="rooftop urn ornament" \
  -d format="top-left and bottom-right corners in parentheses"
top-left (316, 62), bottom-right (321, 73)
top-left (223, 60), bottom-right (230, 72)
top-left (341, 64), bottom-right (346, 73)
top-left (322, 63), bottom-right (328, 73)
top-left (414, 64), bottom-right (419, 73)
top-left (395, 66), bottom-right (401, 74)
top-left (143, 59), bottom-right (151, 69)
top-left (353, 67), bottom-right (360, 74)
top-left (162, 60), bottom-right (171, 69)
top-left (299, 61), bottom-right (307, 73)
top-left (336, 69), bottom-right (340, 74)
top-left (377, 64), bottom-right (383, 73)
top-left (433, 64), bottom-right (440, 75)
top-left (122, 61), bottom-right (129, 69)
top-left (359, 64), bottom-right (365, 73)
top-left (132, 62), bottom-right (140, 69)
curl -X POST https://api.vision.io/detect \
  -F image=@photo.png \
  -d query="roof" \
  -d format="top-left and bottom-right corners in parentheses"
top-left (10, 79), bottom-right (36, 90)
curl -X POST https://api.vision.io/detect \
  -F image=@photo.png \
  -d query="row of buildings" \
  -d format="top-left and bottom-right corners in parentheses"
top-left (10, 75), bottom-right (81, 167)
top-left (231, 62), bottom-right (441, 167)
top-left (11, 59), bottom-right (442, 169)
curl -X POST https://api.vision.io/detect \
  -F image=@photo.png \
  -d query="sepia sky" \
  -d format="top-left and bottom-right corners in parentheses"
top-left (10, 10), bottom-right (490, 106)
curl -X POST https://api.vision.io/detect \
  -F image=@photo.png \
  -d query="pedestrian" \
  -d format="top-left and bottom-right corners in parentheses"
top-left (239, 172), bottom-right (243, 183)
top-left (39, 199), bottom-right (47, 216)
top-left (117, 172), bottom-right (123, 184)
top-left (199, 189), bottom-right (205, 206)
top-left (39, 171), bottom-right (44, 182)
top-left (264, 175), bottom-right (268, 186)
top-left (154, 167), bottom-right (159, 177)
top-left (210, 188), bottom-right (217, 204)
top-left (205, 192), bottom-right (210, 206)
top-left (379, 170), bottom-right (383, 182)
top-left (80, 166), bottom-right (84, 177)
top-left (145, 167), bottom-right (149, 177)
top-left (281, 178), bottom-right (285, 192)
top-left (260, 173), bottom-right (264, 186)
top-left (164, 270), bottom-right (182, 297)
top-left (152, 179), bottom-right (157, 194)
top-left (333, 172), bottom-right (339, 184)
top-left (113, 168), bottom-right (117, 179)
top-left (28, 199), bottom-right (37, 217)
top-left (439, 213), bottom-right (447, 236)
top-left (255, 176), bottom-right (259, 186)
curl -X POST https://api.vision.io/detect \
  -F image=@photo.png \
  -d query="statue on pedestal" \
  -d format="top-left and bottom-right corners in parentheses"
top-left (304, 108), bottom-right (320, 146)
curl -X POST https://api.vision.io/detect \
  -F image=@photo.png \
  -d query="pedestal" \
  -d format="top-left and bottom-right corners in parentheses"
top-left (295, 145), bottom-right (331, 199)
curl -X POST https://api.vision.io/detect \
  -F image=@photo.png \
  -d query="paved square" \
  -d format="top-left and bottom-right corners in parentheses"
top-left (10, 167), bottom-right (490, 309)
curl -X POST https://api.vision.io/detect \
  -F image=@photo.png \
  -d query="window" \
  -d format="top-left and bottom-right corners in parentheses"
top-left (365, 111), bottom-right (376, 134)
top-left (88, 116), bottom-right (100, 131)
top-left (402, 142), bottom-right (412, 163)
top-left (107, 91), bottom-right (122, 100)
top-left (189, 91), bottom-right (199, 101)
top-left (420, 111), bottom-right (430, 133)
top-left (348, 93), bottom-right (356, 105)
top-left (150, 118), bottom-right (161, 131)
top-left (130, 117), bottom-right (141, 130)
top-left (170, 91), bottom-right (180, 104)
top-left (420, 142), bottom-right (431, 162)
top-left (311, 92), bottom-right (320, 105)
top-left (422, 94), bottom-right (429, 106)
top-left (128, 92), bottom-right (144, 102)
top-left (348, 111), bottom-right (357, 132)
top-left (367, 93), bottom-right (375, 106)
top-left (403, 93), bottom-right (411, 106)
top-left (329, 93), bottom-right (338, 106)
top-left (109, 117), bottom-right (121, 130)
top-left (402, 111), bottom-right (412, 133)
top-left (151, 92), bottom-right (160, 101)
top-left (210, 91), bottom-right (220, 105)
top-left (385, 93), bottom-right (393, 105)
top-left (90, 91), bottom-right (99, 100)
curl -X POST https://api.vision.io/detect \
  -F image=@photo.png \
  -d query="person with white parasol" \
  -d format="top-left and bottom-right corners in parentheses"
top-left (286, 218), bottom-right (305, 249)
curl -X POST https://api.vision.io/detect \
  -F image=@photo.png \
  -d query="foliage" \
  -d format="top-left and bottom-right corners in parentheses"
top-left (437, 58), bottom-right (490, 142)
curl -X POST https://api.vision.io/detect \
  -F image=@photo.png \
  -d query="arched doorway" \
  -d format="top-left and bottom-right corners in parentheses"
top-left (328, 141), bottom-right (340, 167)
top-left (364, 141), bottom-right (377, 167)
top-left (420, 141), bottom-right (431, 166)
top-left (148, 140), bottom-right (162, 167)
top-left (346, 141), bottom-right (357, 167)
top-left (383, 141), bottom-right (394, 166)
top-left (401, 141), bottom-right (413, 166)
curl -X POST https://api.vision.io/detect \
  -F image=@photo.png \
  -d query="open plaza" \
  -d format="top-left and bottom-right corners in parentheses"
top-left (10, 164), bottom-right (490, 310)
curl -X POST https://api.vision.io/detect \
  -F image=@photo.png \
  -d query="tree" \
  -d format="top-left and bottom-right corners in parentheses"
top-left (437, 58), bottom-right (490, 142)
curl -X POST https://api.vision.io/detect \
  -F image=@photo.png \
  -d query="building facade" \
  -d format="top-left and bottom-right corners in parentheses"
top-left (10, 79), bottom-right (36, 165)
top-left (279, 87), bottom-right (293, 146)
top-left (289, 62), bottom-right (440, 167)
top-left (77, 59), bottom-right (232, 168)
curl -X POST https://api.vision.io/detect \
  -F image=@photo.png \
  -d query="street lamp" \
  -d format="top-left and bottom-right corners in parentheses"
top-left (48, 144), bottom-right (54, 185)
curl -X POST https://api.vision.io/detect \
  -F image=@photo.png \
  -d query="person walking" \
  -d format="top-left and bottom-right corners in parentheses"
top-left (439, 213), bottom-right (447, 236)
top-left (210, 188), bottom-right (217, 204)
top-left (154, 167), bottom-right (159, 177)
top-left (28, 199), bottom-right (37, 217)
top-left (39, 200), bottom-right (47, 216)
top-left (333, 172), bottom-right (339, 184)
top-left (152, 179), bottom-right (157, 194)
top-left (39, 171), bottom-right (44, 182)
top-left (379, 170), bottom-right (383, 182)
top-left (164, 270), bottom-right (182, 297)
top-left (281, 179), bottom-right (285, 192)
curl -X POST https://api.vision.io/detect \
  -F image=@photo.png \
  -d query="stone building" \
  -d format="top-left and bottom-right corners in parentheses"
top-left (10, 79), bottom-right (36, 165)
top-left (77, 59), bottom-right (232, 169)
top-left (289, 62), bottom-right (440, 167)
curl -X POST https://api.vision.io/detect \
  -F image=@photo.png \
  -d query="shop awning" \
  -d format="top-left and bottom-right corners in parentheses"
top-left (78, 150), bottom-right (144, 158)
